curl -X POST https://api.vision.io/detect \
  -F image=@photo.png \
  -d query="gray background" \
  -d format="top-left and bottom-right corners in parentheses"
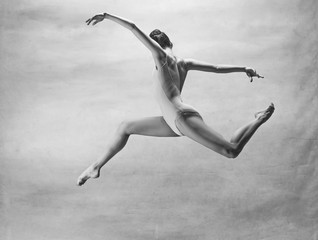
top-left (1, 0), bottom-right (317, 239)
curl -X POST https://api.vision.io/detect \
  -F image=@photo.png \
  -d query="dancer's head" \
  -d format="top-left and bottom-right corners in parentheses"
top-left (149, 29), bottom-right (173, 49)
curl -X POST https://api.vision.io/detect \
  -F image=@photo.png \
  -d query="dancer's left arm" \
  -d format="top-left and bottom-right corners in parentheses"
top-left (184, 59), bottom-right (264, 82)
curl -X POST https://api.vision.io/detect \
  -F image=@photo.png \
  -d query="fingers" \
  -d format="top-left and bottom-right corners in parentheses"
top-left (247, 72), bottom-right (253, 82)
top-left (86, 15), bottom-right (104, 26)
top-left (86, 18), bottom-right (99, 26)
top-left (247, 69), bottom-right (264, 82)
top-left (86, 18), bottom-right (93, 25)
top-left (255, 72), bottom-right (264, 78)
top-left (86, 15), bottom-right (99, 25)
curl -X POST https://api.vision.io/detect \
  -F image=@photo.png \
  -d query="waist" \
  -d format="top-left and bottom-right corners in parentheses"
top-left (158, 95), bottom-right (198, 113)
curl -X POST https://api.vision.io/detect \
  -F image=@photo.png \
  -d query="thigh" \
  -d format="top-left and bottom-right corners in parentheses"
top-left (175, 114), bottom-right (233, 154)
top-left (127, 116), bottom-right (180, 137)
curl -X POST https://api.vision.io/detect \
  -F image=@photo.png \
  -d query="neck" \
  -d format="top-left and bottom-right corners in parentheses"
top-left (165, 47), bottom-right (173, 55)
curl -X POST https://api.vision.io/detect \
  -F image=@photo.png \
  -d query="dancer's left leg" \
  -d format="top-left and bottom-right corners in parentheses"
top-left (77, 116), bottom-right (179, 186)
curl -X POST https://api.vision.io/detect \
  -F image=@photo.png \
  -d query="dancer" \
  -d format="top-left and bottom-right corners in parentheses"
top-left (77, 12), bottom-right (274, 186)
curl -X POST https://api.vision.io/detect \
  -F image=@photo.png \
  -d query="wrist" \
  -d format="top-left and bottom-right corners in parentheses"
top-left (103, 13), bottom-right (109, 19)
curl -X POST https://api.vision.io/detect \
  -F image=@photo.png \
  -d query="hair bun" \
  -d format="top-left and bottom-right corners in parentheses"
top-left (150, 29), bottom-right (162, 38)
top-left (149, 29), bottom-right (172, 49)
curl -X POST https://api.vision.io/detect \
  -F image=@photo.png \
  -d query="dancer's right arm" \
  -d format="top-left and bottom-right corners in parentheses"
top-left (86, 13), bottom-right (165, 57)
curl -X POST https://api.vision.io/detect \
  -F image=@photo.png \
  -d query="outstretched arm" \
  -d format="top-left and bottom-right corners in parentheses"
top-left (86, 13), bottom-right (165, 57)
top-left (184, 58), bottom-right (264, 82)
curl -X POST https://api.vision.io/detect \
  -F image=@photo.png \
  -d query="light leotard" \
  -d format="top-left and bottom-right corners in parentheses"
top-left (153, 55), bottom-right (202, 136)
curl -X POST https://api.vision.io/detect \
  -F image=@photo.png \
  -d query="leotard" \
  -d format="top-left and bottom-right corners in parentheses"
top-left (153, 55), bottom-right (202, 136)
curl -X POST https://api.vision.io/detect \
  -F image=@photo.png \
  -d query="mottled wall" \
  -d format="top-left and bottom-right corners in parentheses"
top-left (1, 0), bottom-right (317, 239)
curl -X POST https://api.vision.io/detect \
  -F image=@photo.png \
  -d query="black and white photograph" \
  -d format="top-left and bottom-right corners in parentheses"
top-left (1, 0), bottom-right (317, 239)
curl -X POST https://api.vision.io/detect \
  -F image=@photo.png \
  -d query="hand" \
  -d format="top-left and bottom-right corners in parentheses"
top-left (245, 67), bottom-right (264, 82)
top-left (86, 13), bottom-right (107, 26)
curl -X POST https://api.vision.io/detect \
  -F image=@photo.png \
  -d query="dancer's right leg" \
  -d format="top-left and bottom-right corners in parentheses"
top-left (230, 103), bottom-right (275, 145)
top-left (175, 103), bottom-right (274, 158)
top-left (77, 116), bottom-right (179, 186)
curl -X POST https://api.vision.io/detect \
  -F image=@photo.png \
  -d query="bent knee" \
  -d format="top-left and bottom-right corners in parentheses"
top-left (224, 146), bottom-right (240, 159)
top-left (117, 120), bottom-right (134, 135)
top-left (227, 151), bottom-right (239, 159)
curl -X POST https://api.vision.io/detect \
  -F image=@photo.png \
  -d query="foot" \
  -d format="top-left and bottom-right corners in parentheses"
top-left (254, 103), bottom-right (275, 123)
top-left (77, 164), bottom-right (100, 186)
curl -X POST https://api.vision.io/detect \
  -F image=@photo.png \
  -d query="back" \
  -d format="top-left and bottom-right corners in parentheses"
top-left (153, 54), bottom-right (183, 100)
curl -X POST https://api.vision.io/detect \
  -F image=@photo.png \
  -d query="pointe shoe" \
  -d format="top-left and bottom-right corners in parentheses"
top-left (254, 103), bottom-right (275, 121)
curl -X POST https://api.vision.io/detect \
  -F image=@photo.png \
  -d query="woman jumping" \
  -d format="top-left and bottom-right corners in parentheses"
top-left (77, 12), bottom-right (275, 186)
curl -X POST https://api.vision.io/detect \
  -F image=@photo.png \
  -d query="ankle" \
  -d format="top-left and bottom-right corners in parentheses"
top-left (255, 117), bottom-right (264, 125)
top-left (91, 162), bottom-right (101, 170)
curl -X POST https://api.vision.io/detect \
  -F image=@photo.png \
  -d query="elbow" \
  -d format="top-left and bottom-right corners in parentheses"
top-left (129, 22), bottom-right (137, 31)
top-left (214, 65), bottom-right (221, 73)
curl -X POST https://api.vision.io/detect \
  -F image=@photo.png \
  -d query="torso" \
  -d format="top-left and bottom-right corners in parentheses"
top-left (153, 52), bottom-right (199, 135)
top-left (154, 54), bottom-right (188, 96)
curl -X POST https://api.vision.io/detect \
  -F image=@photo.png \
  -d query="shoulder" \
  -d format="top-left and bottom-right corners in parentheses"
top-left (177, 58), bottom-right (188, 70)
top-left (178, 58), bottom-right (198, 71)
top-left (176, 58), bottom-right (190, 78)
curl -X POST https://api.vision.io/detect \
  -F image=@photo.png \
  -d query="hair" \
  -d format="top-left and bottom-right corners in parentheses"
top-left (149, 29), bottom-right (173, 49)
